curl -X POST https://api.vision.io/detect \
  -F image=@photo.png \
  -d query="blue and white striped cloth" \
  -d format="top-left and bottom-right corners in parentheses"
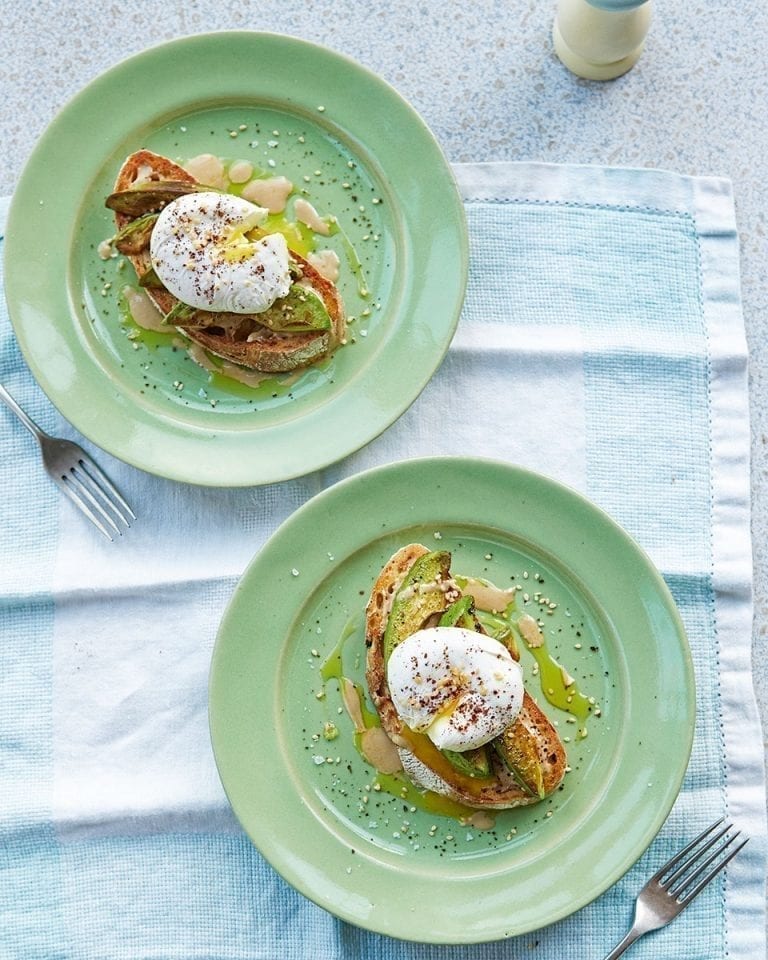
top-left (1, 163), bottom-right (765, 959)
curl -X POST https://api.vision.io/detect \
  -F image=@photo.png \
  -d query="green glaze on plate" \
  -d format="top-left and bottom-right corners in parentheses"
top-left (209, 457), bottom-right (695, 942)
top-left (4, 33), bottom-right (467, 486)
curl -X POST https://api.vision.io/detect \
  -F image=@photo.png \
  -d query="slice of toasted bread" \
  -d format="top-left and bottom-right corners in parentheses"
top-left (109, 150), bottom-right (345, 373)
top-left (365, 544), bottom-right (567, 809)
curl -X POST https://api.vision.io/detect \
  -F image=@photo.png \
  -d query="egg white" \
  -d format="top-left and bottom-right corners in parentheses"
top-left (387, 626), bottom-right (523, 752)
top-left (150, 192), bottom-right (291, 314)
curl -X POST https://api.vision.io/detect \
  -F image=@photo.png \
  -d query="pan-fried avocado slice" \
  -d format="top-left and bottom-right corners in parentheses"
top-left (442, 745), bottom-right (491, 779)
top-left (493, 719), bottom-right (546, 799)
top-left (138, 266), bottom-right (164, 289)
top-left (383, 550), bottom-right (452, 662)
top-left (161, 284), bottom-right (331, 333)
top-left (438, 595), bottom-right (476, 629)
top-left (105, 180), bottom-right (219, 216)
top-left (113, 212), bottom-right (159, 254)
top-left (253, 285), bottom-right (331, 333)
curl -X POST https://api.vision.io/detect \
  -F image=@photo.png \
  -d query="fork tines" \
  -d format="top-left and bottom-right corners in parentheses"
top-left (59, 455), bottom-right (136, 541)
top-left (655, 819), bottom-right (749, 906)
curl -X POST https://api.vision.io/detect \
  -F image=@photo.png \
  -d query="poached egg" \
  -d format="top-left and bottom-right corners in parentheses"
top-left (387, 626), bottom-right (524, 752)
top-left (150, 192), bottom-right (291, 314)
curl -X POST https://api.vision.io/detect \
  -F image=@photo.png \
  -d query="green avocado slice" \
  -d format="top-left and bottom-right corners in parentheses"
top-left (493, 720), bottom-right (545, 799)
top-left (163, 301), bottom-right (199, 325)
top-left (254, 284), bottom-right (331, 333)
top-left (160, 283), bottom-right (331, 333)
top-left (113, 213), bottom-right (159, 254)
top-left (383, 550), bottom-right (452, 663)
top-left (438, 595), bottom-right (475, 629)
top-left (475, 610), bottom-right (519, 660)
top-left (441, 745), bottom-right (491, 779)
top-left (138, 266), bottom-right (164, 289)
top-left (105, 180), bottom-right (219, 216)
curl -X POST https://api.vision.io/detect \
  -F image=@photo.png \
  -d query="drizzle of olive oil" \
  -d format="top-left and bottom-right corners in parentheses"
top-left (521, 641), bottom-right (593, 735)
top-left (372, 771), bottom-right (484, 822)
top-left (320, 617), bottom-right (358, 682)
top-left (329, 220), bottom-right (370, 299)
top-left (265, 213), bottom-right (316, 257)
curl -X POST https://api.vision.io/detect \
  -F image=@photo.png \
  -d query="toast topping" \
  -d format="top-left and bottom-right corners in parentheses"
top-left (106, 149), bottom-right (349, 374)
top-left (366, 545), bottom-right (574, 810)
top-left (149, 193), bottom-right (291, 314)
top-left (387, 626), bottom-right (524, 751)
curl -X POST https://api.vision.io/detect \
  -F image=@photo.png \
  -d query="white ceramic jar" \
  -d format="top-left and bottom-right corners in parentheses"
top-left (553, 0), bottom-right (652, 80)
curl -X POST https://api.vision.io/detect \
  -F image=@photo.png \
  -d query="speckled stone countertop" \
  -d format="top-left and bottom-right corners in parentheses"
top-left (2, 1), bottom-right (766, 767)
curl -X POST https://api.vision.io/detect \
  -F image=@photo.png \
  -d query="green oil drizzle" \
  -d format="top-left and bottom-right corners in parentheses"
top-left (330, 221), bottom-right (369, 299)
top-left (264, 213), bottom-right (316, 257)
top-left (320, 617), bottom-right (358, 682)
top-left (372, 771), bottom-right (483, 822)
top-left (518, 639), bottom-right (593, 737)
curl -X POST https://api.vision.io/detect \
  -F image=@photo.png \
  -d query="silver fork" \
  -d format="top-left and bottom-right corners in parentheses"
top-left (602, 818), bottom-right (749, 959)
top-left (0, 382), bottom-right (135, 540)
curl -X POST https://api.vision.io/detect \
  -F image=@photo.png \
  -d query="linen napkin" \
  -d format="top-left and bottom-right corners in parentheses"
top-left (1, 163), bottom-right (765, 960)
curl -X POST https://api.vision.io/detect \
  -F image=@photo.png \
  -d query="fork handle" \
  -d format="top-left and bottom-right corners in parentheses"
top-left (602, 926), bottom-right (643, 960)
top-left (0, 383), bottom-right (45, 442)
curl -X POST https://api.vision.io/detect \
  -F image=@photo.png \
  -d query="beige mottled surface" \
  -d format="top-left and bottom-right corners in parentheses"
top-left (2, 1), bottom-right (767, 772)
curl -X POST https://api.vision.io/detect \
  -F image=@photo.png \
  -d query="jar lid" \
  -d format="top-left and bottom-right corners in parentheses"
top-left (586, 0), bottom-right (648, 10)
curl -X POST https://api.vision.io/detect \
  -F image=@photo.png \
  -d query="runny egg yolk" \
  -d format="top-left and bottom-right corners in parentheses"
top-left (387, 626), bottom-right (524, 752)
top-left (150, 192), bottom-right (291, 314)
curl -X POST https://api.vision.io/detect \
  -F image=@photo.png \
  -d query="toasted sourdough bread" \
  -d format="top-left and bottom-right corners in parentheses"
top-left (365, 544), bottom-right (567, 809)
top-left (109, 150), bottom-right (345, 373)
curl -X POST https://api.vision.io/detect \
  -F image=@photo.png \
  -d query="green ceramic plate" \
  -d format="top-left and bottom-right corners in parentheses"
top-left (209, 457), bottom-right (695, 943)
top-left (4, 33), bottom-right (467, 486)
